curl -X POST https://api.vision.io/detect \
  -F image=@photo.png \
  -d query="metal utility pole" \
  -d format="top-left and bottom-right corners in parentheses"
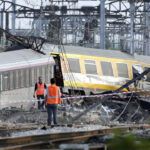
top-left (5, 12), bottom-right (9, 31)
top-left (120, 27), bottom-right (124, 51)
top-left (144, 2), bottom-right (150, 56)
top-left (35, 0), bottom-right (43, 37)
top-left (12, 0), bottom-right (16, 35)
top-left (0, 9), bottom-right (4, 48)
top-left (130, 0), bottom-right (135, 54)
top-left (0, 9), bottom-right (3, 29)
top-left (100, 0), bottom-right (105, 49)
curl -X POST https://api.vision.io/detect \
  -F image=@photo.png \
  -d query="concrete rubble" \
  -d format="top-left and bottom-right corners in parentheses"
top-left (0, 99), bottom-right (149, 125)
top-left (0, 98), bottom-right (149, 137)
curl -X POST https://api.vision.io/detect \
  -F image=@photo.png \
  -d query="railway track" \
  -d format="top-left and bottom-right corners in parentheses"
top-left (0, 125), bottom-right (38, 137)
top-left (0, 124), bottom-right (150, 150)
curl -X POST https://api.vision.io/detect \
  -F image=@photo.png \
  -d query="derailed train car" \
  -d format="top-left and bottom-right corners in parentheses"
top-left (51, 45), bottom-right (150, 95)
top-left (0, 48), bottom-right (55, 108)
top-left (0, 45), bottom-right (150, 108)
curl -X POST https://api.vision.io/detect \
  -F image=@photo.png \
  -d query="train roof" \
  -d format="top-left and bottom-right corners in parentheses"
top-left (45, 44), bottom-right (150, 64)
top-left (61, 45), bottom-right (134, 59)
top-left (0, 48), bottom-right (55, 72)
top-left (1, 44), bottom-right (150, 72)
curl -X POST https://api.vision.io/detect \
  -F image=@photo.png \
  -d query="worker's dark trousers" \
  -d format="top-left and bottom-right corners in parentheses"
top-left (37, 95), bottom-right (44, 109)
top-left (47, 104), bottom-right (58, 126)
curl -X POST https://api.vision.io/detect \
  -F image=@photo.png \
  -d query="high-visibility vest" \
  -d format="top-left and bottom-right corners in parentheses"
top-left (36, 82), bottom-right (45, 95)
top-left (47, 85), bottom-right (61, 104)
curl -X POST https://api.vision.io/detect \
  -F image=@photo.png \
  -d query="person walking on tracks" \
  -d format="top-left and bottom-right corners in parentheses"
top-left (45, 78), bottom-right (61, 126)
top-left (33, 76), bottom-right (47, 110)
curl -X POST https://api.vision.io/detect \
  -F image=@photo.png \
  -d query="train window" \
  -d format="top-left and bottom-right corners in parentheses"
top-left (24, 69), bottom-right (26, 87)
top-left (45, 65), bottom-right (49, 83)
top-left (36, 66), bottom-right (45, 81)
top-left (10, 71), bottom-right (14, 90)
top-left (100, 61), bottom-right (114, 76)
top-left (2, 72), bottom-right (10, 91)
top-left (13, 71), bottom-right (16, 89)
top-left (0, 74), bottom-right (1, 92)
top-left (31, 68), bottom-right (35, 86)
top-left (41, 66), bottom-right (46, 82)
top-left (36, 67), bottom-right (40, 80)
top-left (48, 65), bottom-right (52, 83)
top-left (20, 69), bottom-right (25, 88)
top-left (25, 69), bottom-right (30, 87)
top-left (84, 60), bottom-right (97, 75)
top-left (34, 67), bottom-right (37, 83)
top-left (132, 65), bottom-right (143, 79)
top-left (68, 58), bottom-right (81, 73)
top-left (28, 68), bottom-right (32, 87)
top-left (117, 63), bottom-right (129, 78)
top-left (144, 67), bottom-right (150, 82)
top-left (39, 67), bottom-right (42, 76)
top-left (15, 70), bottom-right (19, 89)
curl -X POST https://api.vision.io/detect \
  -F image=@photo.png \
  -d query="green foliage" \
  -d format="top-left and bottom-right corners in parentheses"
top-left (108, 131), bottom-right (150, 150)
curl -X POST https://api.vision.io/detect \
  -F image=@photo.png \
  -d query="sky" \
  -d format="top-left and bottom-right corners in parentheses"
top-left (7, 0), bottom-right (100, 29)
top-left (11, 0), bottom-right (100, 8)
top-left (1, 0), bottom-right (132, 30)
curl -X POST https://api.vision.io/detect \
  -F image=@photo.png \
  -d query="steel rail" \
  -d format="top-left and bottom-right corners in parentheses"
top-left (0, 125), bottom-right (150, 150)
top-left (0, 126), bottom-right (37, 137)
top-left (0, 133), bottom-right (107, 150)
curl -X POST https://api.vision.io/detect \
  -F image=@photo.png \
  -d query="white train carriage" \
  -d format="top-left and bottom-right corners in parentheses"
top-left (0, 49), bottom-right (55, 109)
top-left (1, 43), bottom-right (150, 109)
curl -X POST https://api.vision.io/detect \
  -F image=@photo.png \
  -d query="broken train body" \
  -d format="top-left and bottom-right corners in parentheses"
top-left (0, 45), bottom-right (150, 108)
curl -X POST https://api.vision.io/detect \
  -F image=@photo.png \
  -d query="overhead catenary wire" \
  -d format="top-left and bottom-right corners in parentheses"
top-left (24, 0), bottom-right (75, 94)
top-left (44, 0), bottom-right (82, 93)
top-left (57, 0), bottom-right (89, 94)
top-left (59, 44), bottom-right (82, 93)
top-left (49, 1), bottom-right (76, 89)
top-left (128, 105), bottom-right (140, 122)
top-left (59, 36), bottom-right (88, 96)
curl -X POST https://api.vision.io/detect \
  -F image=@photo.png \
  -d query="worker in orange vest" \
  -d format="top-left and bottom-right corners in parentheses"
top-left (45, 78), bottom-right (61, 126)
top-left (33, 76), bottom-right (47, 110)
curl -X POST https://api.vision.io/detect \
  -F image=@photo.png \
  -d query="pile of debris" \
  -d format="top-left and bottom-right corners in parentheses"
top-left (0, 97), bottom-right (150, 126)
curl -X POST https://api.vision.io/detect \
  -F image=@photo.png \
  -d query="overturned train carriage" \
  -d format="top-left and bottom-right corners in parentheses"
top-left (51, 45), bottom-right (150, 95)
top-left (0, 45), bottom-right (150, 108)
top-left (0, 49), bottom-right (55, 108)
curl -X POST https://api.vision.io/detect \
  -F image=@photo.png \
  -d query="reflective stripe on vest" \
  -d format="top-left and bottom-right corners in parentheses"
top-left (47, 85), bottom-right (61, 104)
top-left (36, 82), bottom-right (44, 95)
